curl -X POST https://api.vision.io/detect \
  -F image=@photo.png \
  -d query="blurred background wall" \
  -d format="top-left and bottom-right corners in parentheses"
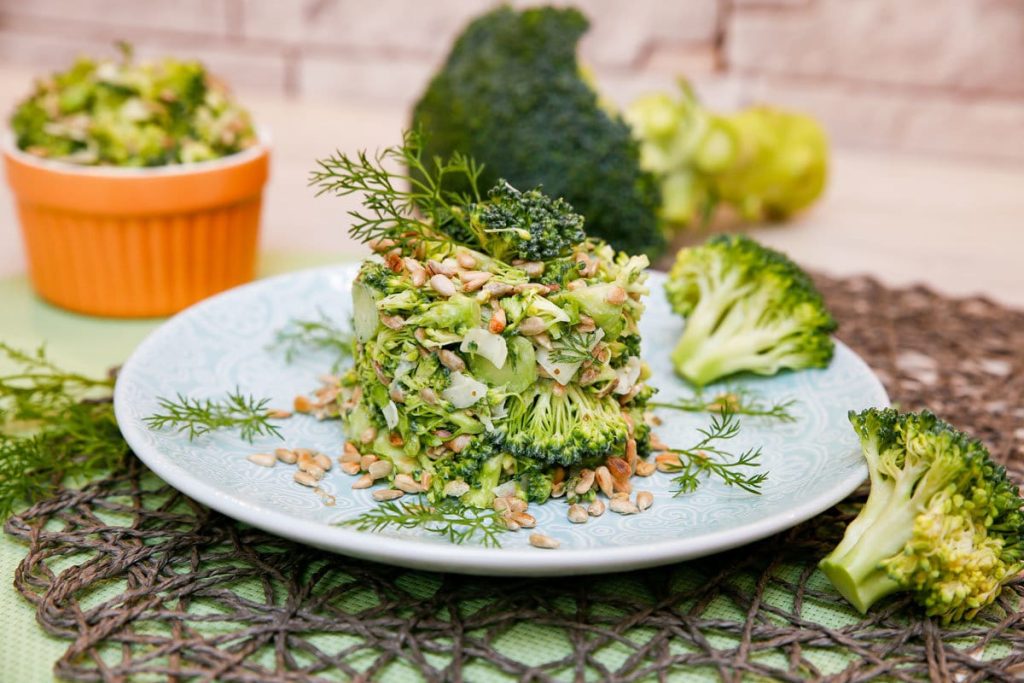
top-left (1, 0), bottom-right (1022, 163)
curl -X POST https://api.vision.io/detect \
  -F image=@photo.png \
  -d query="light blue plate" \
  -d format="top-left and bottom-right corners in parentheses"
top-left (115, 265), bottom-right (888, 576)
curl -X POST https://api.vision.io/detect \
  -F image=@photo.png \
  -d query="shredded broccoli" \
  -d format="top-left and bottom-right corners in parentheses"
top-left (665, 234), bottom-right (836, 386)
top-left (820, 408), bottom-right (1024, 623)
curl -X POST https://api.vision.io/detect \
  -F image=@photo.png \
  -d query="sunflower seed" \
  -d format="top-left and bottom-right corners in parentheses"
top-left (430, 274), bottom-right (456, 297)
top-left (575, 469), bottom-right (595, 495)
top-left (368, 460), bottom-right (393, 480)
top-left (394, 473), bottom-right (424, 493)
top-left (588, 499), bottom-right (606, 517)
top-left (529, 533), bottom-right (560, 549)
top-left (437, 349), bottom-right (465, 371)
top-left (294, 471), bottom-right (319, 487)
top-left (372, 489), bottom-right (405, 502)
top-left (351, 474), bottom-right (373, 489)
top-left (636, 491), bottom-right (654, 511)
top-left (605, 286), bottom-right (627, 305)
top-left (266, 408), bottom-right (292, 419)
top-left (247, 453), bottom-right (276, 467)
top-left (517, 316), bottom-right (547, 336)
top-left (610, 499), bottom-right (639, 515)
top-left (360, 454), bottom-right (378, 471)
top-left (340, 461), bottom-right (361, 476)
top-left (446, 434), bottom-right (473, 453)
top-left (567, 504), bottom-right (589, 524)
top-left (444, 480), bottom-right (470, 497)
top-left (595, 466), bottom-right (614, 497)
top-left (635, 460), bottom-right (656, 477)
top-left (275, 448), bottom-right (298, 464)
top-left (513, 513), bottom-right (537, 528)
top-left (293, 395), bottom-right (312, 413)
top-left (456, 252), bottom-right (477, 269)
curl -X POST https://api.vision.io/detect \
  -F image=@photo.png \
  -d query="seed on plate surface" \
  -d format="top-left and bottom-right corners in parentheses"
top-left (606, 457), bottom-right (631, 482)
top-left (293, 395), bottom-right (312, 413)
top-left (611, 492), bottom-right (630, 501)
top-left (588, 499), bottom-right (606, 517)
top-left (351, 474), bottom-right (373, 489)
top-left (529, 533), bottom-right (560, 549)
top-left (430, 274), bottom-right (456, 297)
top-left (304, 465), bottom-right (326, 480)
top-left (636, 491), bottom-right (654, 511)
top-left (513, 512), bottom-right (537, 528)
top-left (343, 442), bottom-right (361, 458)
top-left (575, 469), bottom-right (595, 495)
top-left (247, 453), bottom-right (276, 467)
top-left (294, 471), bottom-right (319, 487)
top-left (275, 448), bottom-right (298, 464)
top-left (360, 454), bottom-right (378, 471)
top-left (610, 499), bottom-right (639, 515)
top-left (550, 481), bottom-right (566, 498)
top-left (567, 504), bottom-right (588, 524)
top-left (372, 489), bottom-right (404, 502)
top-left (314, 453), bottom-right (332, 471)
top-left (340, 461), bottom-right (361, 476)
top-left (649, 433), bottom-right (669, 450)
top-left (297, 451), bottom-right (317, 471)
top-left (266, 408), bottom-right (292, 419)
top-left (635, 461), bottom-right (656, 477)
top-left (368, 460), bottom-right (393, 480)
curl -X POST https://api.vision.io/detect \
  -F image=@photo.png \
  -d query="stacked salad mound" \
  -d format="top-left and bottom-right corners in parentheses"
top-left (11, 44), bottom-right (256, 167)
top-left (316, 134), bottom-right (653, 524)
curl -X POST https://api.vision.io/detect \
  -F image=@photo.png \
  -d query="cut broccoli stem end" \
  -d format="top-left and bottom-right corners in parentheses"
top-left (818, 555), bottom-right (902, 614)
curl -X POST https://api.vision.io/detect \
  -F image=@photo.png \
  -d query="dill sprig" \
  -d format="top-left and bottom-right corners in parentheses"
top-left (340, 496), bottom-right (507, 548)
top-left (549, 331), bottom-right (598, 365)
top-left (145, 390), bottom-right (284, 443)
top-left (661, 409), bottom-right (769, 495)
top-left (0, 344), bottom-right (127, 519)
top-left (652, 385), bottom-right (797, 422)
top-left (270, 312), bottom-right (353, 372)
top-left (309, 129), bottom-right (483, 249)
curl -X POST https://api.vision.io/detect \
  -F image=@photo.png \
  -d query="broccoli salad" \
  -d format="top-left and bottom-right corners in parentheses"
top-left (312, 134), bottom-right (655, 530)
top-left (11, 45), bottom-right (256, 167)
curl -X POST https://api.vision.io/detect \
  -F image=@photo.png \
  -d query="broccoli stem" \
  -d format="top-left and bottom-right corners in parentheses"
top-left (819, 489), bottom-right (919, 613)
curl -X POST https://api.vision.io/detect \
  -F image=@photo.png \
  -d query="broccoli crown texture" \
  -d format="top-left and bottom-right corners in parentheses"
top-left (411, 6), bottom-right (663, 257)
top-left (820, 408), bottom-right (1024, 623)
top-left (489, 381), bottom-right (631, 467)
top-left (665, 234), bottom-right (836, 386)
top-left (472, 179), bottom-right (586, 262)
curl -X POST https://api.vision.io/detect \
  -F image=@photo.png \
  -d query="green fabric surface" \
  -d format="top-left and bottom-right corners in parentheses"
top-left (0, 250), bottom-right (351, 683)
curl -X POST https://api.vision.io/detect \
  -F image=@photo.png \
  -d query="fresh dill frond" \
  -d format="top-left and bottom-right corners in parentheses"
top-left (661, 409), bottom-right (769, 495)
top-left (0, 344), bottom-right (126, 519)
top-left (309, 129), bottom-right (484, 249)
top-left (270, 311), bottom-right (353, 372)
top-left (652, 385), bottom-right (797, 422)
top-left (340, 496), bottom-right (507, 548)
top-left (145, 389), bottom-right (284, 443)
top-left (549, 331), bottom-right (599, 365)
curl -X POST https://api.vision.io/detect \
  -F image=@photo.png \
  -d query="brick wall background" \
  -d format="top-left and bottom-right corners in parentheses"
top-left (0, 0), bottom-right (1022, 162)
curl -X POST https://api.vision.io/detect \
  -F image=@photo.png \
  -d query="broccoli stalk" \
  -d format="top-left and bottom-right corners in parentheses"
top-left (461, 454), bottom-right (505, 509)
top-left (820, 408), bottom-right (1024, 622)
top-left (665, 235), bottom-right (836, 386)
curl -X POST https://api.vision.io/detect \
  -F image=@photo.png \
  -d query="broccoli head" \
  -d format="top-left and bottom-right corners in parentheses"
top-left (411, 6), bottom-right (663, 257)
top-left (471, 179), bottom-right (585, 262)
top-left (820, 408), bottom-right (1024, 622)
top-left (665, 234), bottom-right (836, 386)
top-left (491, 380), bottom-right (630, 467)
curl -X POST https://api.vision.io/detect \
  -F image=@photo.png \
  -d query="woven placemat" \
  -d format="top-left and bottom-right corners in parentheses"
top-left (5, 274), bottom-right (1024, 682)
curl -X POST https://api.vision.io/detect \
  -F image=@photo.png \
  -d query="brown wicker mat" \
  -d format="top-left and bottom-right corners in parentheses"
top-left (5, 275), bottom-right (1024, 683)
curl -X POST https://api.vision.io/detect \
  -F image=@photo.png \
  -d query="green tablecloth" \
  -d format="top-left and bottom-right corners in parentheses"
top-left (0, 251), bottom-right (348, 683)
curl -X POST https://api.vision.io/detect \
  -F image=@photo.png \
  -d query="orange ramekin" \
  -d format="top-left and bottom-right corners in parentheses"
top-left (2, 134), bottom-right (270, 317)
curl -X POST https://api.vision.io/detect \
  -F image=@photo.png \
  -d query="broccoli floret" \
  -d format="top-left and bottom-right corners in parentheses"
top-left (820, 408), bottom-right (1024, 623)
top-left (491, 381), bottom-right (629, 467)
top-left (411, 6), bottom-right (663, 257)
top-left (460, 453), bottom-right (505, 509)
top-left (470, 180), bottom-right (585, 262)
top-left (665, 234), bottom-right (836, 386)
